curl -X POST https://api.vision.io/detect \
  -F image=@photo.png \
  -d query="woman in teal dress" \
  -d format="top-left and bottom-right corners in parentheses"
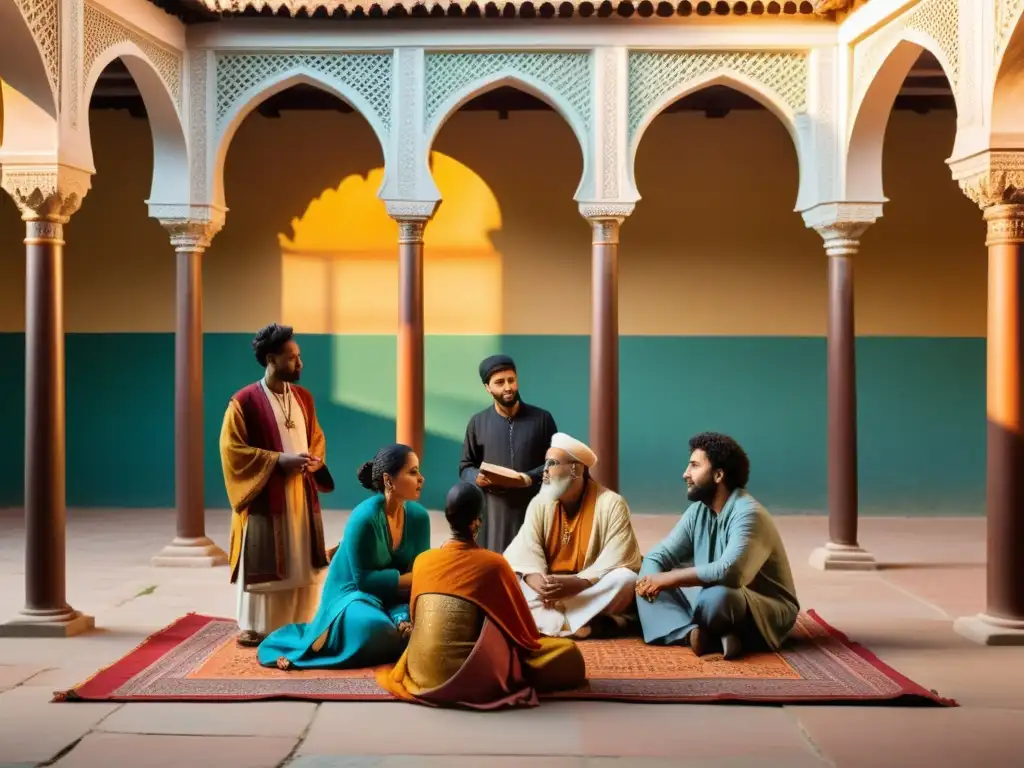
top-left (258, 443), bottom-right (431, 670)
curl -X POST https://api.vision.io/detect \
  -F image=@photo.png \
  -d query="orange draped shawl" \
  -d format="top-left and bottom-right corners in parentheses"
top-left (410, 540), bottom-right (541, 651)
top-left (376, 540), bottom-right (545, 700)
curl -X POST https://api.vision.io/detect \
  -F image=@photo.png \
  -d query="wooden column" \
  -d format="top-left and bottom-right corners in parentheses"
top-left (0, 176), bottom-right (94, 635)
top-left (152, 221), bottom-right (227, 567)
top-left (588, 217), bottom-right (621, 492)
top-left (808, 219), bottom-right (876, 571)
top-left (954, 203), bottom-right (1024, 645)
top-left (396, 219), bottom-right (426, 457)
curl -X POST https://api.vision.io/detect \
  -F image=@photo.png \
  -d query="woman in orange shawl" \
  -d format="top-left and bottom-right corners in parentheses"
top-left (376, 481), bottom-right (585, 709)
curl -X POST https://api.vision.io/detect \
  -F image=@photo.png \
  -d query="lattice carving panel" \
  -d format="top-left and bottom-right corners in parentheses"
top-left (215, 53), bottom-right (393, 133)
top-left (424, 52), bottom-right (592, 130)
top-left (68, 0), bottom-right (81, 127)
top-left (16, 0), bottom-right (60, 94)
top-left (627, 51), bottom-right (808, 142)
top-left (997, 0), bottom-right (1024, 58)
top-left (853, 0), bottom-right (960, 102)
top-left (189, 53), bottom-right (209, 202)
top-left (83, 2), bottom-right (182, 106)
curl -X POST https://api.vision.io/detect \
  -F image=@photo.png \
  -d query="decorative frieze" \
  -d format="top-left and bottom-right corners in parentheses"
top-left (83, 1), bottom-right (182, 107)
top-left (424, 52), bottom-right (592, 134)
top-left (627, 51), bottom-right (809, 146)
top-left (15, 0), bottom-right (60, 96)
top-left (996, 0), bottom-right (1024, 61)
top-left (215, 53), bottom-right (393, 134)
top-left (852, 0), bottom-right (960, 109)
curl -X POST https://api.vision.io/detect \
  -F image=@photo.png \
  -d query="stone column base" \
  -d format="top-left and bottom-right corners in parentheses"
top-left (954, 613), bottom-right (1024, 646)
top-left (0, 607), bottom-right (95, 637)
top-left (152, 536), bottom-right (229, 567)
top-left (808, 541), bottom-right (877, 571)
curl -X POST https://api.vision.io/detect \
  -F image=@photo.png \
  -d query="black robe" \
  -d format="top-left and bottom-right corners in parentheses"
top-left (458, 401), bottom-right (558, 553)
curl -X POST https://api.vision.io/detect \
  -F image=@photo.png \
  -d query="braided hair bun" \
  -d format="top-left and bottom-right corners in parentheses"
top-left (356, 444), bottom-right (414, 493)
top-left (357, 461), bottom-right (375, 490)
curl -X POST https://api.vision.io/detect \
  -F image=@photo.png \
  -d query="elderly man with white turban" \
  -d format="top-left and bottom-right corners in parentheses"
top-left (503, 433), bottom-right (643, 639)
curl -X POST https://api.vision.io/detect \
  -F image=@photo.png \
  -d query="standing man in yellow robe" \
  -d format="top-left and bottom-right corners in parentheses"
top-left (504, 433), bottom-right (643, 639)
top-left (219, 323), bottom-right (334, 647)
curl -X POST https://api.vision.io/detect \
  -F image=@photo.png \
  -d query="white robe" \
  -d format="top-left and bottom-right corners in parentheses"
top-left (235, 380), bottom-right (320, 636)
top-left (503, 482), bottom-right (643, 637)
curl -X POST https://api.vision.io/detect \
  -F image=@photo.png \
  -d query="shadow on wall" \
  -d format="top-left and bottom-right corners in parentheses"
top-left (277, 150), bottom-right (508, 442)
top-left (0, 103), bottom-right (989, 515)
top-left (0, 332), bottom-right (983, 513)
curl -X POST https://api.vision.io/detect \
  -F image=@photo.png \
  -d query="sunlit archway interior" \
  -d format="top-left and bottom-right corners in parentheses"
top-left (420, 85), bottom-right (588, 455)
top-left (280, 148), bottom-right (504, 442)
top-left (849, 48), bottom-right (984, 515)
top-left (625, 83), bottom-right (814, 513)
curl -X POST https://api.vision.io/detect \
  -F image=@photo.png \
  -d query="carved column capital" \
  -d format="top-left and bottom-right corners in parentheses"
top-left (801, 202), bottom-right (882, 258)
top-left (0, 165), bottom-right (92, 224)
top-left (395, 219), bottom-right (427, 244)
top-left (579, 202), bottom-right (634, 246)
top-left (589, 218), bottom-right (623, 245)
top-left (385, 201), bottom-right (437, 245)
top-left (160, 219), bottom-right (223, 251)
top-left (983, 204), bottom-right (1024, 247)
top-left (950, 150), bottom-right (1024, 210)
top-left (384, 200), bottom-right (440, 221)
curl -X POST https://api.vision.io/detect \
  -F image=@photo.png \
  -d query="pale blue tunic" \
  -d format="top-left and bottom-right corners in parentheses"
top-left (637, 489), bottom-right (799, 649)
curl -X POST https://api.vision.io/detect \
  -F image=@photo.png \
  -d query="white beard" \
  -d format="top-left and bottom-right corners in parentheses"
top-left (537, 475), bottom-right (572, 503)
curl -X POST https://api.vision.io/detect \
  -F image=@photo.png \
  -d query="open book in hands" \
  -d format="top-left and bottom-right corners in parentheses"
top-left (479, 462), bottom-right (530, 488)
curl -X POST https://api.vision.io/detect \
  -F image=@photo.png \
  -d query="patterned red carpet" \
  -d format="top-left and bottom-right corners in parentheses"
top-left (55, 611), bottom-right (955, 705)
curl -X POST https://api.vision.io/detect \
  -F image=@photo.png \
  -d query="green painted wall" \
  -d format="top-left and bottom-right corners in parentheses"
top-left (0, 333), bottom-right (985, 515)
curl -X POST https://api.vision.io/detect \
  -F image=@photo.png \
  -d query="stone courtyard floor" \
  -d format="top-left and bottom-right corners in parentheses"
top-left (0, 508), bottom-right (1022, 767)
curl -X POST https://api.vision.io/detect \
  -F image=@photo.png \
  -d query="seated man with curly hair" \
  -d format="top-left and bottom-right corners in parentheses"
top-left (634, 432), bottom-right (799, 660)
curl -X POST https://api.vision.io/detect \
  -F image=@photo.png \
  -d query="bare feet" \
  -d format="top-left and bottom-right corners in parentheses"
top-left (721, 633), bottom-right (744, 660)
top-left (688, 627), bottom-right (710, 657)
top-left (276, 657), bottom-right (293, 670)
top-left (236, 630), bottom-right (265, 648)
top-left (397, 621), bottom-right (412, 640)
top-left (569, 624), bottom-right (593, 640)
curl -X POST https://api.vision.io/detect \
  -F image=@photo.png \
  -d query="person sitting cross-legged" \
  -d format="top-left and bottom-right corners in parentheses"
top-left (504, 433), bottom-right (643, 640)
top-left (635, 432), bottom-right (799, 660)
top-left (376, 481), bottom-right (586, 709)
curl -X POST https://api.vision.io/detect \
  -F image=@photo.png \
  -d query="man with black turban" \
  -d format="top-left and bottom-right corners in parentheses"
top-left (458, 354), bottom-right (558, 553)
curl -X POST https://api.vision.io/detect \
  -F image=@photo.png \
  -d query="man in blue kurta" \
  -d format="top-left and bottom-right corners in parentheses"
top-left (635, 432), bottom-right (799, 660)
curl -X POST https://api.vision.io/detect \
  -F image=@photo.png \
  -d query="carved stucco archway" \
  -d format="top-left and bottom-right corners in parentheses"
top-left (0, 0), bottom-right (60, 156)
top-left (625, 51), bottom-right (810, 208)
top-left (845, 0), bottom-right (962, 201)
top-left (81, 41), bottom-right (189, 204)
top-left (211, 53), bottom-right (394, 210)
top-left (423, 52), bottom-right (592, 201)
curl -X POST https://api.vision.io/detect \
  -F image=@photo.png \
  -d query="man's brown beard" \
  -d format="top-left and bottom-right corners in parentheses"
top-left (492, 390), bottom-right (520, 407)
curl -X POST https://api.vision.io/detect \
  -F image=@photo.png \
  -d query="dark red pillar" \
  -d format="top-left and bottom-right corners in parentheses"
top-left (0, 215), bottom-right (93, 637)
top-left (955, 203), bottom-right (1024, 645)
top-left (152, 222), bottom-right (227, 567)
top-left (588, 217), bottom-right (620, 492)
top-left (809, 227), bottom-right (875, 571)
top-left (396, 219), bottom-right (425, 458)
